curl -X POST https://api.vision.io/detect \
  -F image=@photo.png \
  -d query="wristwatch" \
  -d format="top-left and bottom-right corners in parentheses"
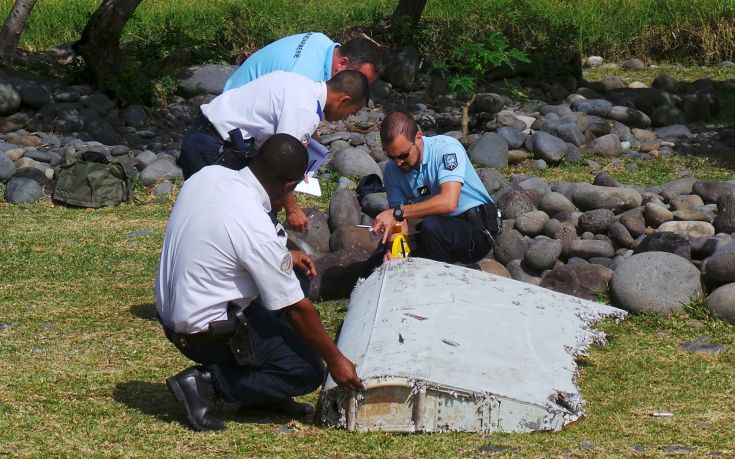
top-left (393, 206), bottom-right (405, 222)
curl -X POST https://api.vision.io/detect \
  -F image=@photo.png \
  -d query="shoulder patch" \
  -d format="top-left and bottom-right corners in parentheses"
top-left (280, 252), bottom-right (293, 274)
top-left (443, 153), bottom-right (458, 171)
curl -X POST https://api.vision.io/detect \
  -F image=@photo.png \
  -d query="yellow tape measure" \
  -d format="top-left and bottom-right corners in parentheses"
top-left (390, 234), bottom-right (411, 258)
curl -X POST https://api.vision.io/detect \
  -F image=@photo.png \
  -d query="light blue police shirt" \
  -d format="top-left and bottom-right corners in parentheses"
top-left (384, 135), bottom-right (492, 217)
top-left (224, 32), bottom-right (337, 91)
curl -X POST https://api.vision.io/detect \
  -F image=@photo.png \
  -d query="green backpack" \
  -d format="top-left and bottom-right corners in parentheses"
top-left (53, 151), bottom-right (137, 208)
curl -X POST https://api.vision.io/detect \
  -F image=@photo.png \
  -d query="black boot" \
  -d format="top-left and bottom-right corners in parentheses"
top-left (166, 366), bottom-right (225, 432)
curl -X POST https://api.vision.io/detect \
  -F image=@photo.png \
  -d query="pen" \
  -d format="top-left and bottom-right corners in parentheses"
top-left (306, 159), bottom-right (316, 173)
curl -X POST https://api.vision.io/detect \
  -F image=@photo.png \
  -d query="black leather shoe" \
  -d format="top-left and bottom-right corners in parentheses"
top-left (166, 366), bottom-right (225, 432)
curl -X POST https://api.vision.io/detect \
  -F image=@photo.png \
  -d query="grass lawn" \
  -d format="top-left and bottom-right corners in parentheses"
top-left (1, 147), bottom-right (734, 457)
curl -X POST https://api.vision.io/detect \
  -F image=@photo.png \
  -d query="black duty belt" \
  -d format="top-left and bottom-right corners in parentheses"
top-left (193, 112), bottom-right (228, 145)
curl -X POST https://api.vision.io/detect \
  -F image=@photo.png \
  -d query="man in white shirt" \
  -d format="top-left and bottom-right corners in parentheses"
top-left (158, 134), bottom-right (363, 432)
top-left (176, 70), bottom-right (369, 231)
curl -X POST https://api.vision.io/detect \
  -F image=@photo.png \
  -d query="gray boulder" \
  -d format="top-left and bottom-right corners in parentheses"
top-left (4, 177), bottom-right (42, 203)
top-left (329, 227), bottom-right (380, 253)
top-left (651, 104), bottom-right (686, 127)
top-left (692, 180), bottom-right (735, 204)
top-left (633, 232), bottom-right (691, 260)
top-left (530, 131), bottom-right (566, 163)
top-left (0, 83), bottom-right (21, 116)
top-left (331, 147), bottom-right (382, 180)
top-left (518, 176), bottom-right (551, 196)
top-left (654, 124), bottom-right (690, 139)
top-left (178, 64), bottom-right (238, 97)
top-left (472, 93), bottom-right (506, 114)
top-left (568, 240), bottom-right (615, 259)
top-left (468, 132), bottom-right (508, 168)
top-left (702, 242), bottom-right (735, 283)
top-left (0, 154), bottom-right (16, 180)
top-left (578, 208), bottom-right (616, 234)
top-left (360, 192), bottom-right (389, 218)
top-left (540, 191), bottom-right (576, 216)
top-left (572, 184), bottom-right (643, 213)
top-left (540, 264), bottom-right (613, 301)
top-left (524, 237), bottom-right (562, 271)
top-left (309, 249), bottom-right (372, 300)
top-left (140, 159), bottom-right (181, 185)
top-left (493, 229), bottom-right (529, 265)
top-left (497, 190), bottom-right (537, 219)
top-left (381, 46), bottom-right (420, 90)
top-left (328, 188), bottom-right (362, 231)
top-left (705, 283), bottom-right (735, 324)
top-left (289, 208), bottom-right (331, 253)
top-left (713, 193), bottom-right (735, 234)
top-left (607, 106), bottom-right (651, 128)
top-left (505, 259), bottom-right (542, 285)
top-left (610, 252), bottom-right (704, 316)
top-left (572, 99), bottom-right (612, 117)
top-left (19, 84), bottom-right (52, 109)
top-left (621, 58), bottom-right (645, 71)
top-left (476, 168), bottom-right (511, 197)
top-left (586, 134), bottom-right (622, 157)
top-left (514, 210), bottom-right (549, 236)
top-left (496, 126), bottom-right (525, 149)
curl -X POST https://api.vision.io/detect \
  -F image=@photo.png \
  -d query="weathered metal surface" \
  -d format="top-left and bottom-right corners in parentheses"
top-left (319, 257), bottom-right (626, 433)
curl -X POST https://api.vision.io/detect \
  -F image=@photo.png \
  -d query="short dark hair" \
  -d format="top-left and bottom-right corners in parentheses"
top-left (327, 70), bottom-right (369, 107)
top-left (339, 38), bottom-right (383, 74)
top-left (380, 111), bottom-right (418, 146)
top-left (251, 133), bottom-right (308, 183)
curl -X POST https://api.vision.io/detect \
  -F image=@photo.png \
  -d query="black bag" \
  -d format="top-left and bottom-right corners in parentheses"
top-left (478, 202), bottom-right (503, 235)
top-left (53, 151), bottom-right (136, 208)
top-left (216, 128), bottom-right (257, 171)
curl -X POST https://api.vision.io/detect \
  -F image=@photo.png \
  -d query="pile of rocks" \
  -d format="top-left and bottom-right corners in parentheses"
top-left (1, 63), bottom-right (734, 323)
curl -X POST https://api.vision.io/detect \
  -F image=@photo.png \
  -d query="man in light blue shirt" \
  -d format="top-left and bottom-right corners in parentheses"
top-left (371, 111), bottom-right (496, 264)
top-left (224, 32), bottom-right (381, 91)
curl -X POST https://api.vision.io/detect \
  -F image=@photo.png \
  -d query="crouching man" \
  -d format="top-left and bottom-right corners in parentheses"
top-left (369, 111), bottom-right (497, 265)
top-left (156, 134), bottom-right (362, 431)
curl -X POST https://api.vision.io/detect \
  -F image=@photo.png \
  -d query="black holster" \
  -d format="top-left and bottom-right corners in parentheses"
top-left (216, 128), bottom-right (257, 171)
top-left (464, 202), bottom-right (503, 237)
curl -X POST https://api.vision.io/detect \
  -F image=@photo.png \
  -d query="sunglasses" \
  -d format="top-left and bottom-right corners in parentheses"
top-left (384, 140), bottom-right (415, 161)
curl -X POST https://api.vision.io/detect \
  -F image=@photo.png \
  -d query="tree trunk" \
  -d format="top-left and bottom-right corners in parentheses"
top-left (0, 0), bottom-right (38, 65)
top-left (73, 0), bottom-right (143, 89)
top-left (391, 0), bottom-right (428, 29)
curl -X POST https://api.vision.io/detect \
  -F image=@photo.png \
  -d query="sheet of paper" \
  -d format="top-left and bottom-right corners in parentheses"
top-left (295, 175), bottom-right (321, 196)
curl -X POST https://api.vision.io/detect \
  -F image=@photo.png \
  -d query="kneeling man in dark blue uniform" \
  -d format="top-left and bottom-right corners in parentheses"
top-left (370, 111), bottom-right (496, 264)
top-left (156, 134), bottom-right (362, 431)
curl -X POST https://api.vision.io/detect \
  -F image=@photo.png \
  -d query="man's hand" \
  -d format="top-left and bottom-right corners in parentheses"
top-left (291, 250), bottom-right (317, 277)
top-left (327, 354), bottom-right (364, 391)
top-left (286, 207), bottom-right (309, 232)
top-left (371, 209), bottom-right (397, 244)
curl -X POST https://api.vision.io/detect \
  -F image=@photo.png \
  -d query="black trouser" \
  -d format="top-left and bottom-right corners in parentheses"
top-left (163, 300), bottom-right (325, 406)
top-left (177, 114), bottom-right (254, 180)
top-left (361, 213), bottom-right (492, 277)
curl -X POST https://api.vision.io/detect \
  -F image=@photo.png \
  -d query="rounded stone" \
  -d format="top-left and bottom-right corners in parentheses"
top-left (331, 147), bottom-right (382, 180)
top-left (644, 202), bottom-right (673, 228)
top-left (610, 252), bottom-right (703, 316)
top-left (701, 242), bottom-right (735, 283)
top-left (360, 192), bottom-right (389, 218)
top-left (578, 209), bottom-right (616, 234)
top-left (572, 184), bottom-right (643, 213)
top-left (514, 210), bottom-right (549, 236)
top-left (4, 177), bottom-right (43, 203)
top-left (493, 229), bottom-right (529, 265)
top-left (656, 221), bottom-right (715, 239)
top-left (476, 258), bottom-right (511, 278)
top-left (524, 237), bottom-right (562, 271)
top-left (705, 283), bottom-right (735, 324)
top-left (568, 240), bottom-right (615, 259)
top-left (633, 232), bottom-right (691, 260)
top-left (328, 188), bottom-right (362, 232)
top-left (505, 259), bottom-right (542, 285)
top-left (540, 264), bottom-right (613, 301)
top-left (497, 191), bottom-right (537, 220)
top-left (586, 134), bottom-right (622, 157)
top-left (468, 132), bottom-right (509, 168)
top-left (540, 192), bottom-right (576, 216)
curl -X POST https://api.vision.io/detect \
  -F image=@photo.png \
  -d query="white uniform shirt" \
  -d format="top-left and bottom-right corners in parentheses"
top-left (201, 70), bottom-right (326, 148)
top-left (155, 165), bottom-right (305, 334)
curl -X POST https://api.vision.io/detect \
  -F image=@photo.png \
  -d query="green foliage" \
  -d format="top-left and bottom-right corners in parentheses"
top-left (437, 32), bottom-right (530, 94)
